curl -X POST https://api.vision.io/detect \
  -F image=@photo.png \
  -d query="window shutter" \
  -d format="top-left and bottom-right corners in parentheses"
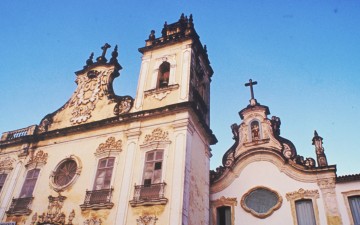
top-left (349, 196), bottom-right (360, 225)
top-left (295, 199), bottom-right (316, 225)
top-left (19, 169), bottom-right (40, 198)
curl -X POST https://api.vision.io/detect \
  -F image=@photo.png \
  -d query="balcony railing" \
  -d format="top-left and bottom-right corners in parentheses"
top-left (6, 197), bottom-right (34, 216)
top-left (1, 125), bottom-right (37, 141)
top-left (80, 188), bottom-right (114, 210)
top-left (129, 182), bottom-right (168, 207)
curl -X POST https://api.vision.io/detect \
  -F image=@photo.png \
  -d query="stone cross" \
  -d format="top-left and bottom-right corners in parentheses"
top-left (245, 79), bottom-right (257, 100)
top-left (101, 43), bottom-right (111, 58)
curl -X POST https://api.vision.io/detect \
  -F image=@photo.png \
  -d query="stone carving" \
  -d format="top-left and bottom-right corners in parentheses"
top-left (84, 218), bottom-right (102, 225)
top-left (26, 150), bottom-right (48, 168)
top-left (271, 116), bottom-right (281, 136)
top-left (0, 157), bottom-right (15, 171)
top-left (96, 137), bottom-right (122, 155)
top-left (113, 98), bottom-right (133, 115)
top-left (69, 69), bottom-right (114, 124)
top-left (144, 128), bottom-right (169, 144)
top-left (136, 215), bottom-right (158, 225)
top-left (282, 144), bottom-right (293, 159)
top-left (31, 194), bottom-right (75, 225)
top-left (286, 188), bottom-right (319, 201)
top-left (317, 178), bottom-right (336, 189)
top-left (210, 166), bottom-right (227, 184)
top-left (231, 123), bottom-right (239, 140)
top-left (250, 121), bottom-right (260, 140)
top-left (312, 130), bottom-right (328, 167)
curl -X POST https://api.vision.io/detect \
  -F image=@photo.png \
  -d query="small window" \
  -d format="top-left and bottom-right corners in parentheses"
top-left (143, 150), bottom-right (164, 185)
top-left (0, 173), bottom-right (8, 193)
top-left (157, 62), bottom-right (170, 88)
top-left (93, 157), bottom-right (115, 190)
top-left (217, 206), bottom-right (231, 225)
top-left (295, 199), bottom-right (316, 225)
top-left (349, 196), bottom-right (360, 225)
top-left (19, 169), bottom-right (40, 198)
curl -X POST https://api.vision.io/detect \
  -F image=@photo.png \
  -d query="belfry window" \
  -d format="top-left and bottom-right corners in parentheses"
top-left (216, 206), bottom-right (231, 225)
top-left (158, 61), bottom-right (170, 88)
top-left (295, 199), bottom-right (316, 225)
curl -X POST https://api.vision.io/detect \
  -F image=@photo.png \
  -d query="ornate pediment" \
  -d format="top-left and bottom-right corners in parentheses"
top-left (143, 128), bottom-right (169, 144)
top-left (286, 188), bottom-right (320, 201)
top-left (0, 157), bottom-right (16, 171)
top-left (26, 150), bottom-right (48, 168)
top-left (95, 137), bottom-right (122, 157)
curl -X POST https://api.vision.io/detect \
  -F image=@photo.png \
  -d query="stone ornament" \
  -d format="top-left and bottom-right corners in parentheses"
top-left (143, 128), bottom-right (169, 144)
top-left (286, 188), bottom-right (320, 201)
top-left (30, 194), bottom-right (75, 225)
top-left (95, 137), bottom-right (122, 156)
top-left (0, 157), bottom-right (15, 171)
top-left (136, 215), bottom-right (158, 225)
top-left (69, 68), bottom-right (114, 124)
top-left (84, 218), bottom-right (102, 225)
top-left (26, 150), bottom-right (48, 168)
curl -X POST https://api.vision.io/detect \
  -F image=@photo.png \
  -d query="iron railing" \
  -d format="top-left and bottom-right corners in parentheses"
top-left (6, 197), bottom-right (34, 215)
top-left (82, 188), bottom-right (113, 205)
top-left (131, 182), bottom-right (167, 204)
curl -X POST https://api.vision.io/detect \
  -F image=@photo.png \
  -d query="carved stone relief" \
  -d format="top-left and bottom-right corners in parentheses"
top-left (95, 137), bottom-right (122, 156)
top-left (69, 68), bottom-right (114, 124)
top-left (143, 128), bottom-right (169, 144)
top-left (25, 150), bottom-right (48, 168)
top-left (84, 218), bottom-right (102, 225)
top-left (286, 188), bottom-right (319, 200)
top-left (0, 157), bottom-right (15, 171)
top-left (136, 215), bottom-right (158, 225)
top-left (30, 194), bottom-right (75, 225)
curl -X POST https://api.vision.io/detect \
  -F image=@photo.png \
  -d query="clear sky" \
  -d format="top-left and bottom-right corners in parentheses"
top-left (0, 1), bottom-right (359, 176)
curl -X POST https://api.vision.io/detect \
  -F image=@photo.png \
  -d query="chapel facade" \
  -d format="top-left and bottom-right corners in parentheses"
top-left (0, 14), bottom-right (359, 225)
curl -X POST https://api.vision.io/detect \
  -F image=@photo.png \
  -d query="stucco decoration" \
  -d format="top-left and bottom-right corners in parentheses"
top-left (136, 215), bottom-right (158, 225)
top-left (69, 68), bottom-right (113, 124)
top-left (84, 218), bottom-right (102, 225)
top-left (95, 137), bottom-right (122, 157)
top-left (25, 150), bottom-right (48, 169)
top-left (30, 194), bottom-right (75, 225)
top-left (0, 157), bottom-right (15, 172)
top-left (49, 155), bottom-right (82, 192)
top-left (143, 128), bottom-right (169, 144)
top-left (211, 196), bottom-right (237, 225)
top-left (241, 186), bottom-right (282, 219)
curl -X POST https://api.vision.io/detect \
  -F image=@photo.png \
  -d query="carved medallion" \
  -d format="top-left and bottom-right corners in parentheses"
top-left (0, 157), bottom-right (15, 171)
top-left (95, 137), bottom-right (122, 156)
top-left (136, 215), bottom-right (158, 225)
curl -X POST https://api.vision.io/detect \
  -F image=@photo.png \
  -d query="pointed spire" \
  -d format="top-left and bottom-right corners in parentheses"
top-left (312, 130), bottom-right (328, 167)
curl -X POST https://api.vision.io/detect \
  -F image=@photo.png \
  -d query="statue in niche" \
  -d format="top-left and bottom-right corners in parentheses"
top-left (251, 121), bottom-right (260, 141)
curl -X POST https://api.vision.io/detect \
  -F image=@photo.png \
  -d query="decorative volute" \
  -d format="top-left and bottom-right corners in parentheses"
top-left (133, 14), bottom-right (213, 126)
top-left (38, 44), bottom-right (134, 132)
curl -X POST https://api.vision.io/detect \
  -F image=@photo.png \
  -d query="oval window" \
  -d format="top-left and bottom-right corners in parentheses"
top-left (241, 186), bottom-right (282, 218)
top-left (54, 159), bottom-right (77, 186)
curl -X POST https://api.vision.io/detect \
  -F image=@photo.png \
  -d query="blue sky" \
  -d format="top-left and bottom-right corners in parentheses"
top-left (0, 1), bottom-right (359, 175)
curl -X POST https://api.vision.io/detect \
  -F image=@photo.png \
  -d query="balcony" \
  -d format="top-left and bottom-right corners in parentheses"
top-left (80, 188), bottom-right (114, 210)
top-left (129, 182), bottom-right (168, 207)
top-left (6, 197), bottom-right (34, 216)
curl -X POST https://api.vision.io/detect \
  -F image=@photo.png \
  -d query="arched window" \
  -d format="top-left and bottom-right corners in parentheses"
top-left (158, 61), bottom-right (170, 88)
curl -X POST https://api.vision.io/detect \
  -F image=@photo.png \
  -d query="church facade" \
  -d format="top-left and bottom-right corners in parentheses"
top-left (0, 14), bottom-right (359, 225)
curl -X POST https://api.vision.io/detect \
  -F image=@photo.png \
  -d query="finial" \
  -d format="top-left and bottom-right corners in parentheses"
top-left (162, 22), bottom-right (168, 37)
top-left (204, 45), bottom-right (207, 53)
top-left (312, 130), bottom-right (328, 167)
top-left (96, 43), bottom-right (111, 63)
top-left (188, 14), bottom-right (194, 27)
top-left (110, 45), bottom-right (122, 70)
top-left (149, 30), bottom-right (155, 40)
top-left (180, 13), bottom-right (185, 21)
top-left (84, 52), bottom-right (94, 68)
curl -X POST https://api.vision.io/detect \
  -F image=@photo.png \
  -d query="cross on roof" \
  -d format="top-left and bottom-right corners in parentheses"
top-left (245, 79), bottom-right (257, 100)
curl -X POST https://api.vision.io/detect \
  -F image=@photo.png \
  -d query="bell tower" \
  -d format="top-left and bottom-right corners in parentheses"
top-left (134, 13), bottom-right (213, 125)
